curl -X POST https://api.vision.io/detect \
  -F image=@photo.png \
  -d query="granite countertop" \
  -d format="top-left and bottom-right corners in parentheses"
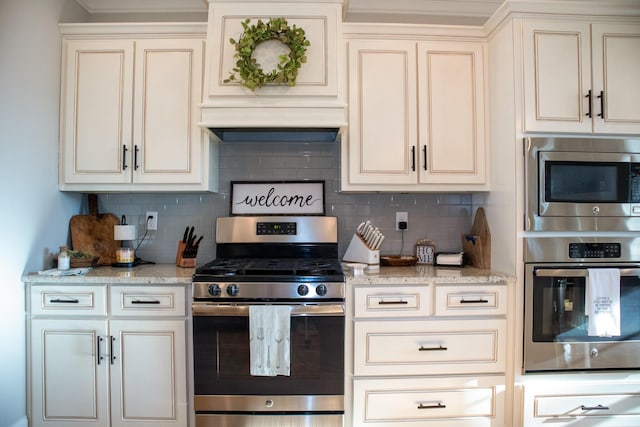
top-left (343, 264), bottom-right (511, 285)
top-left (23, 263), bottom-right (195, 284)
top-left (23, 263), bottom-right (511, 285)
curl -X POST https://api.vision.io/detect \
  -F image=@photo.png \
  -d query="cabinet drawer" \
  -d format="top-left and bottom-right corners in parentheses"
top-left (434, 285), bottom-right (507, 316)
top-left (524, 380), bottom-right (640, 426)
top-left (353, 376), bottom-right (503, 427)
top-left (354, 318), bottom-right (506, 375)
top-left (354, 286), bottom-right (430, 318)
top-left (110, 286), bottom-right (186, 317)
top-left (535, 393), bottom-right (640, 417)
top-left (30, 285), bottom-right (107, 316)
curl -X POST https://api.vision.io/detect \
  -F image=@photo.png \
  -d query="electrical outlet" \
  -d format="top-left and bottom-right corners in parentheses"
top-left (396, 211), bottom-right (408, 231)
top-left (146, 211), bottom-right (158, 230)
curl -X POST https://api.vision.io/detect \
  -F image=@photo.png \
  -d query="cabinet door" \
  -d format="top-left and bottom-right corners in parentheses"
top-left (417, 41), bottom-right (486, 184)
top-left (30, 319), bottom-right (109, 427)
top-left (132, 39), bottom-right (204, 184)
top-left (592, 23), bottom-right (640, 134)
top-left (109, 320), bottom-right (187, 427)
top-left (522, 21), bottom-right (592, 133)
top-left (346, 39), bottom-right (417, 185)
top-left (60, 39), bottom-right (134, 184)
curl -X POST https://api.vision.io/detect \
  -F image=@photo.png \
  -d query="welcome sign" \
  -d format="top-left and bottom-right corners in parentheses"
top-left (230, 181), bottom-right (325, 215)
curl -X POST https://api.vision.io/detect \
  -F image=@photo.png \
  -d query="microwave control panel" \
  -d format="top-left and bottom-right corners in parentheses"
top-left (569, 242), bottom-right (621, 259)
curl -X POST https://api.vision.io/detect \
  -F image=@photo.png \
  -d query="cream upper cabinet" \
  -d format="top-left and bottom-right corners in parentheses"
top-left (343, 38), bottom-right (488, 192)
top-left (523, 20), bottom-right (640, 134)
top-left (417, 41), bottom-right (487, 185)
top-left (59, 24), bottom-right (216, 192)
top-left (345, 40), bottom-right (418, 186)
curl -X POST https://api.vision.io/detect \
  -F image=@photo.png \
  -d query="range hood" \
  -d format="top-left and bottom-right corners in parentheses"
top-left (200, 0), bottom-right (346, 142)
top-left (208, 127), bottom-right (340, 143)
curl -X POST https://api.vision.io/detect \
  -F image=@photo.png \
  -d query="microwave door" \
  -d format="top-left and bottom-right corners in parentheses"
top-left (538, 151), bottom-right (631, 217)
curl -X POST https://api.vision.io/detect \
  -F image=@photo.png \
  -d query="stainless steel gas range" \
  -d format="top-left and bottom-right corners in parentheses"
top-left (192, 216), bottom-right (345, 427)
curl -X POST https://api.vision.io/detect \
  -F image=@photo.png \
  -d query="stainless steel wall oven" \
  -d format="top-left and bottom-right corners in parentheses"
top-left (524, 237), bottom-right (640, 372)
top-left (192, 216), bottom-right (345, 427)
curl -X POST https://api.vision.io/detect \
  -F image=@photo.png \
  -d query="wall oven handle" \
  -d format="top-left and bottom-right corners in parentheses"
top-left (534, 268), bottom-right (640, 278)
top-left (192, 303), bottom-right (344, 317)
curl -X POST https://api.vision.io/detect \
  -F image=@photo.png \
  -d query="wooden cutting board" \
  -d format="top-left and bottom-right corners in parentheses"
top-left (70, 194), bottom-right (121, 265)
top-left (462, 207), bottom-right (491, 269)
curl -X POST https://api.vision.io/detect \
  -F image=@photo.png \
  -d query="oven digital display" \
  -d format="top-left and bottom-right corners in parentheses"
top-left (568, 242), bottom-right (621, 258)
top-left (256, 222), bottom-right (297, 235)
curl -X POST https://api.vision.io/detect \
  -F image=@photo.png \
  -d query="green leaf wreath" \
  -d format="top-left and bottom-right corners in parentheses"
top-left (224, 17), bottom-right (310, 91)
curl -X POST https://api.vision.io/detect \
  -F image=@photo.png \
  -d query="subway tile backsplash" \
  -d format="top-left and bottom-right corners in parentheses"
top-left (98, 140), bottom-right (472, 264)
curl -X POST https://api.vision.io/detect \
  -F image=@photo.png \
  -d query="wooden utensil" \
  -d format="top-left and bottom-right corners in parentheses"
top-left (69, 194), bottom-right (121, 265)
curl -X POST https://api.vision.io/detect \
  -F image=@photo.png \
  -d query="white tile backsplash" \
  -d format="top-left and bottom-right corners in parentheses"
top-left (96, 139), bottom-right (473, 264)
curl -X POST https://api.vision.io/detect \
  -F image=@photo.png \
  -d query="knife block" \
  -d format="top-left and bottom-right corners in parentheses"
top-left (175, 240), bottom-right (197, 268)
top-left (342, 234), bottom-right (379, 265)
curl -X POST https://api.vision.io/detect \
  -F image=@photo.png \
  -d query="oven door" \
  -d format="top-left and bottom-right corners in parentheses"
top-left (192, 302), bottom-right (345, 413)
top-left (524, 264), bottom-right (640, 372)
top-left (538, 151), bottom-right (637, 217)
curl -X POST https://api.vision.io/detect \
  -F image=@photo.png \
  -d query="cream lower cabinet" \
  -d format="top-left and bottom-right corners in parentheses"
top-left (350, 283), bottom-right (507, 427)
top-left (523, 377), bottom-right (640, 427)
top-left (342, 38), bottom-right (487, 192)
top-left (27, 284), bottom-right (188, 427)
top-left (522, 20), bottom-right (640, 134)
top-left (59, 24), bottom-right (217, 192)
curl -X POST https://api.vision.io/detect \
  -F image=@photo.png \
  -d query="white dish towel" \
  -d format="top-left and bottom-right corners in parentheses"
top-left (249, 305), bottom-right (291, 376)
top-left (586, 268), bottom-right (621, 337)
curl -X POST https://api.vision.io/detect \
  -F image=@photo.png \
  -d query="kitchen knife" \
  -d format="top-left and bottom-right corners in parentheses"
top-left (182, 226), bottom-right (189, 243)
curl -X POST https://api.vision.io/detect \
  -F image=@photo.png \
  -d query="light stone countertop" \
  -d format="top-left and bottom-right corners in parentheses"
top-left (22, 263), bottom-right (195, 284)
top-left (344, 264), bottom-right (512, 285)
top-left (23, 263), bottom-right (512, 286)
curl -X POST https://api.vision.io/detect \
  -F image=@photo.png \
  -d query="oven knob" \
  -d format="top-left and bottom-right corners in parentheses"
top-left (208, 284), bottom-right (221, 296)
top-left (297, 284), bottom-right (309, 296)
top-left (593, 206), bottom-right (600, 215)
top-left (227, 284), bottom-right (239, 297)
top-left (590, 348), bottom-right (599, 358)
top-left (316, 284), bottom-right (328, 296)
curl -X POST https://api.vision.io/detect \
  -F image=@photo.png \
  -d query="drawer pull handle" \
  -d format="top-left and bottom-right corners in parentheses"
top-left (131, 299), bottom-right (161, 304)
top-left (419, 345), bottom-right (447, 352)
top-left (418, 403), bottom-right (446, 409)
top-left (50, 298), bottom-right (79, 304)
top-left (580, 404), bottom-right (609, 411)
top-left (378, 300), bottom-right (408, 305)
top-left (460, 298), bottom-right (489, 304)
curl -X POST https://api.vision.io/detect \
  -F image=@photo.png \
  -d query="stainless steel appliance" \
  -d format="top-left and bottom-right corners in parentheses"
top-left (525, 136), bottom-right (640, 231)
top-left (524, 236), bottom-right (640, 372)
top-left (192, 216), bottom-right (345, 427)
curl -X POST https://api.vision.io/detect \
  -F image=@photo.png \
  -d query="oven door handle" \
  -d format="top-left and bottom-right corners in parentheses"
top-left (534, 268), bottom-right (640, 278)
top-left (192, 303), bottom-right (345, 317)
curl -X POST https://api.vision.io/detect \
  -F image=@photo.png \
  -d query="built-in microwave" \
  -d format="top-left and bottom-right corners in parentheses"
top-left (525, 137), bottom-right (640, 231)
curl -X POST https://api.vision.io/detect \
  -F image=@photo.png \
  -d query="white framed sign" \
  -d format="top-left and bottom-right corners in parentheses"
top-left (230, 181), bottom-right (325, 215)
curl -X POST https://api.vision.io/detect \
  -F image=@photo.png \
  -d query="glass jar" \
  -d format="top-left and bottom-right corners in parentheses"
top-left (57, 246), bottom-right (70, 270)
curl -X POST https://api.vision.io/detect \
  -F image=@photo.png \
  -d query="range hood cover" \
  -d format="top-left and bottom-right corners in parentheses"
top-left (209, 127), bottom-right (340, 142)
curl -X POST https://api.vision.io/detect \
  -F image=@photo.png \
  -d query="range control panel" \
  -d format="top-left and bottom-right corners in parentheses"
top-left (256, 222), bottom-right (297, 235)
top-left (569, 242), bottom-right (621, 259)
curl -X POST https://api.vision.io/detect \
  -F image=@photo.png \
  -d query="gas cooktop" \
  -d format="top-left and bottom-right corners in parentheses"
top-left (193, 257), bottom-right (345, 282)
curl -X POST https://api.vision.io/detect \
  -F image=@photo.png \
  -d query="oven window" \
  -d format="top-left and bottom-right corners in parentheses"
top-left (545, 161), bottom-right (628, 203)
top-left (531, 275), bottom-right (640, 342)
top-left (194, 314), bottom-right (344, 395)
